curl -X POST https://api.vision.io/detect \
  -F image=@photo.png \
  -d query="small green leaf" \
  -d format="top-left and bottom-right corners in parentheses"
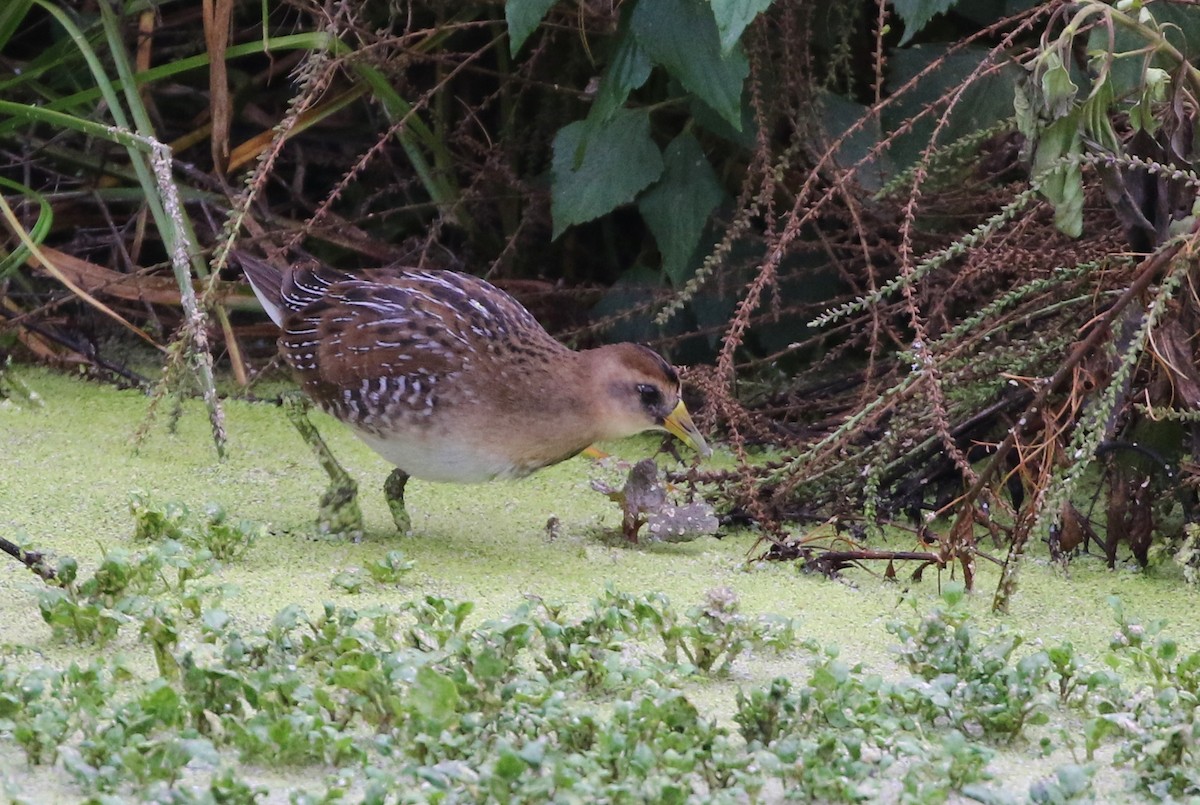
top-left (201, 608), bottom-right (230, 633)
top-left (551, 107), bottom-right (663, 238)
top-left (638, 132), bottom-right (725, 284)
top-left (141, 680), bottom-right (182, 725)
top-left (710, 0), bottom-right (773, 53)
top-left (1053, 763), bottom-right (1095, 795)
top-left (1129, 67), bottom-right (1169, 136)
top-left (1013, 80), bottom-right (1035, 138)
top-left (518, 739), bottom-right (546, 766)
top-left (56, 556), bottom-right (78, 586)
top-left (494, 747), bottom-right (526, 779)
top-left (505, 0), bottom-right (558, 56)
top-left (940, 582), bottom-right (966, 608)
top-left (631, 0), bottom-right (749, 129)
top-left (331, 569), bottom-right (364, 594)
top-left (893, 0), bottom-right (959, 46)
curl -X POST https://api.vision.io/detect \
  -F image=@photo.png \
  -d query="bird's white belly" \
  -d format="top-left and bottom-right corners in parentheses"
top-left (355, 429), bottom-right (517, 483)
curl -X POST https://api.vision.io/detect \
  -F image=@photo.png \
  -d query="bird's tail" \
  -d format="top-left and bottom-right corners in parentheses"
top-left (234, 251), bottom-right (286, 326)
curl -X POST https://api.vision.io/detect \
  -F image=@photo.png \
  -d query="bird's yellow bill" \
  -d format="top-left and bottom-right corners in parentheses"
top-left (663, 400), bottom-right (712, 457)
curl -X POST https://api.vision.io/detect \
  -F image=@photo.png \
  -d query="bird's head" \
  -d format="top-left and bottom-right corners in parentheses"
top-left (586, 343), bottom-right (711, 457)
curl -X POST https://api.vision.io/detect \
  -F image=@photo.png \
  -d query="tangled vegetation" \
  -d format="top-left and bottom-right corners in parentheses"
top-left (14, 2), bottom-right (1200, 798)
top-left (4, 0), bottom-right (1200, 672)
top-left (4, 498), bottom-right (1200, 801)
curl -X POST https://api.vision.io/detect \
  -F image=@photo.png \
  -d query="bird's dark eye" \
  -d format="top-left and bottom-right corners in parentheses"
top-left (636, 383), bottom-right (662, 410)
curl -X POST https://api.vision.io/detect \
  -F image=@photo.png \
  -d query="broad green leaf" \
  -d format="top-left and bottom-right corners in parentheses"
top-left (551, 107), bottom-right (663, 238)
top-left (711, 0), bottom-right (773, 54)
top-left (1031, 112), bottom-right (1076, 181)
top-left (1151, 5), bottom-right (1200, 55)
top-left (819, 91), bottom-right (892, 192)
top-left (638, 133), bottom-right (725, 284)
top-left (882, 45), bottom-right (1019, 177)
top-left (411, 666), bottom-right (460, 726)
top-left (591, 264), bottom-right (665, 343)
top-left (893, 0), bottom-right (959, 45)
top-left (631, 0), bottom-right (749, 129)
top-left (588, 19), bottom-right (653, 124)
top-left (506, 0), bottom-right (558, 56)
top-left (1039, 51), bottom-right (1078, 119)
top-left (1033, 113), bottom-right (1084, 237)
top-left (954, 0), bottom-right (1041, 27)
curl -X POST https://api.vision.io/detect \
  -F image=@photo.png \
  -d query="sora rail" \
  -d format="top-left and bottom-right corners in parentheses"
top-left (238, 253), bottom-right (710, 536)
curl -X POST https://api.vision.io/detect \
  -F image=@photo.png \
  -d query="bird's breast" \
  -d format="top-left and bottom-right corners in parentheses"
top-left (353, 427), bottom-right (548, 483)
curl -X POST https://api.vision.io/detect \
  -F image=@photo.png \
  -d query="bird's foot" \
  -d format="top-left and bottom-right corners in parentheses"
top-left (284, 391), bottom-right (363, 540)
top-left (383, 468), bottom-right (411, 534)
top-left (318, 477), bottom-right (364, 542)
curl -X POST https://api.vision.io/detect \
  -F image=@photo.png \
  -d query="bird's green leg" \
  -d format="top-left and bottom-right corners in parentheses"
top-left (383, 468), bottom-right (411, 534)
top-left (283, 393), bottom-right (364, 540)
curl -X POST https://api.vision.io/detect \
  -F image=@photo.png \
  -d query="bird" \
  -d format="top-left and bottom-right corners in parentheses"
top-left (236, 252), bottom-right (711, 536)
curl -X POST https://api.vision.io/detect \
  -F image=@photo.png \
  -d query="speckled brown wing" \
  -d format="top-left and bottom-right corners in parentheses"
top-left (277, 266), bottom-right (563, 433)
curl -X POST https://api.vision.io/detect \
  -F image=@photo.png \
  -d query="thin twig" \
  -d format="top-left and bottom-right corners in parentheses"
top-left (0, 536), bottom-right (57, 583)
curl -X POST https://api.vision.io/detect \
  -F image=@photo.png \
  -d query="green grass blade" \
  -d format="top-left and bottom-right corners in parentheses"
top-left (0, 176), bottom-right (52, 278)
top-left (0, 0), bottom-right (34, 54)
top-left (95, 0), bottom-right (225, 455)
top-left (0, 33), bottom-right (336, 99)
top-left (0, 98), bottom-right (146, 145)
top-left (351, 64), bottom-right (458, 208)
top-left (1, 25), bottom-right (459, 217)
